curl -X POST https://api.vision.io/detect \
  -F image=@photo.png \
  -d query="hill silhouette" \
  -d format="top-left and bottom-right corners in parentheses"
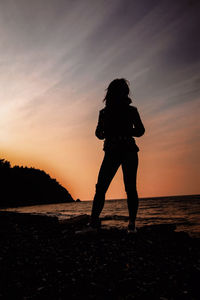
top-left (0, 158), bottom-right (74, 208)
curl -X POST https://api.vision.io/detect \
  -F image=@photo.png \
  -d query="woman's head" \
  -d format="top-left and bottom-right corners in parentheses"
top-left (104, 78), bottom-right (131, 106)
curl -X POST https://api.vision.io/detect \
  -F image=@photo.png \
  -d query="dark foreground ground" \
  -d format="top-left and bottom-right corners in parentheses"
top-left (0, 212), bottom-right (199, 300)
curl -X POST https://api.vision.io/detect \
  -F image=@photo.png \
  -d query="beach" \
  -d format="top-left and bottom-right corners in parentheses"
top-left (3, 195), bottom-right (200, 238)
top-left (0, 211), bottom-right (199, 299)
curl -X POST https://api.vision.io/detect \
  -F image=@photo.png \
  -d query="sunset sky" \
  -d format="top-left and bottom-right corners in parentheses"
top-left (0, 0), bottom-right (200, 200)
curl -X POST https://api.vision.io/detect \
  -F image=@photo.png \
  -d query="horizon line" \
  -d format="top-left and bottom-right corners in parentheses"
top-left (80, 193), bottom-right (200, 201)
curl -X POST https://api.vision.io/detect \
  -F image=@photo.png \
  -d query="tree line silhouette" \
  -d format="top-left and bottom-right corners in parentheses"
top-left (0, 158), bottom-right (74, 208)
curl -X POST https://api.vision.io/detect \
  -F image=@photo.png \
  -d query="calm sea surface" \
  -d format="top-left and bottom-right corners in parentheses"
top-left (2, 195), bottom-right (200, 238)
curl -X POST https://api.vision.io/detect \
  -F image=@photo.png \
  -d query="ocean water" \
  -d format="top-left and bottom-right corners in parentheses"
top-left (2, 195), bottom-right (200, 238)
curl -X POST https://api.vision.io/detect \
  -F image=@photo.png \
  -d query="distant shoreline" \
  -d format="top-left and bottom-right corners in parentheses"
top-left (80, 194), bottom-right (200, 202)
top-left (0, 200), bottom-right (75, 210)
top-left (1, 194), bottom-right (199, 209)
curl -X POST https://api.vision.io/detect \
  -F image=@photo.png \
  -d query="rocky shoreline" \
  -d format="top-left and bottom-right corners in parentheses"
top-left (0, 212), bottom-right (199, 299)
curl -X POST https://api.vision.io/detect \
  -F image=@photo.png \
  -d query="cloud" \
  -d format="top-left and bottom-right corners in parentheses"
top-left (0, 0), bottom-right (199, 198)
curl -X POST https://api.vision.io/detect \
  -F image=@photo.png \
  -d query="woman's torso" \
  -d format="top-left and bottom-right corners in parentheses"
top-left (101, 105), bottom-right (139, 152)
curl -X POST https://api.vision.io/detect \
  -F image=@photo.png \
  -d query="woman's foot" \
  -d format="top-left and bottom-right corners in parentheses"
top-left (75, 217), bottom-right (101, 234)
top-left (89, 217), bottom-right (101, 229)
top-left (127, 221), bottom-right (137, 233)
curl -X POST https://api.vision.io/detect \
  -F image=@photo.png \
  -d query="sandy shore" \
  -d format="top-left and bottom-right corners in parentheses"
top-left (0, 212), bottom-right (199, 299)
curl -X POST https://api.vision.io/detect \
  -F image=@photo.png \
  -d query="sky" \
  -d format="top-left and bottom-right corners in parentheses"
top-left (0, 0), bottom-right (200, 200)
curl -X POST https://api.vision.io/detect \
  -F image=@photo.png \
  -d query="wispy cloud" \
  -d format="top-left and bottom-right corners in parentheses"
top-left (0, 0), bottom-right (199, 198)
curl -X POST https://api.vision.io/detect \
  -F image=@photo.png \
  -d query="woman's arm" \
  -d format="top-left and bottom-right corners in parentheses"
top-left (95, 110), bottom-right (105, 140)
top-left (132, 108), bottom-right (145, 137)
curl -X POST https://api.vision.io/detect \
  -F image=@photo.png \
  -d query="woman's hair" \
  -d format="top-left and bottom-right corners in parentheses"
top-left (103, 78), bottom-right (132, 106)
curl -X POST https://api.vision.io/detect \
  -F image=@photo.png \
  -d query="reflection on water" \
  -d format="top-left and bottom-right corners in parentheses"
top-left (1, 195), bottom-right (200, 237)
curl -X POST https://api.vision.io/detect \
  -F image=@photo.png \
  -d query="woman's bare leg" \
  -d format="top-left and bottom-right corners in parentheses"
top-left (122, 151), bottom-right (138, 227)
top-left (91, 151), bottom-right (121, 224)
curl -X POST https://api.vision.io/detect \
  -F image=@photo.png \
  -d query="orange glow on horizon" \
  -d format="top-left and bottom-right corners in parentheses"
top-left (0, 0), bottom-right (200, 202)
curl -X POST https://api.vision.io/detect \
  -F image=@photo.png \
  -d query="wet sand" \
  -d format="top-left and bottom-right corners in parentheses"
top-left (0, 212), bottom-right (199, 299)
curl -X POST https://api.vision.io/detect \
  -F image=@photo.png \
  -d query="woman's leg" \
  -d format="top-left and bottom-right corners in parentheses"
top-left (121, 151), bottom-right (139, 226)
top-left (91, 151), bottom-right (121, 223)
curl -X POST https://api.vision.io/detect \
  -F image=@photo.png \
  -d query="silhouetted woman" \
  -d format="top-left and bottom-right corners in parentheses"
top-left (90, 78), bottom-right (145, 232)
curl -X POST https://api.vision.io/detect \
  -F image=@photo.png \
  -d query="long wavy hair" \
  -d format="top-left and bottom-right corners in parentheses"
top-left (103, 78), bottom-right (132, 107)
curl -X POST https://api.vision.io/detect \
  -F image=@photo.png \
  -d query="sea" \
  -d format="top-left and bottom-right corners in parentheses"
top-left (2, 195), bottom-right (200, 238)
